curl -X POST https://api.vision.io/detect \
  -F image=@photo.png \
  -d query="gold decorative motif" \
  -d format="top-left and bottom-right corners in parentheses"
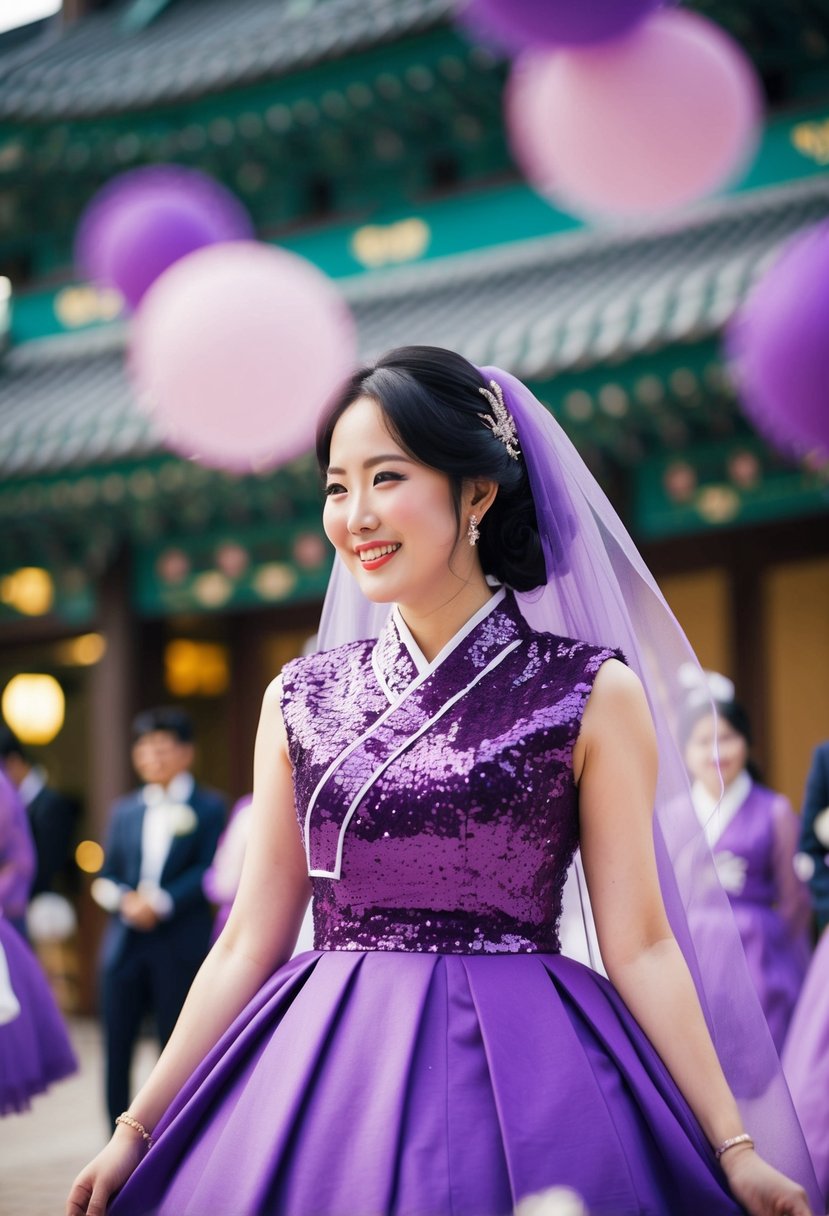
top-left (54, 284), bottom-right (124, 328)
top-left (350, 218), bottom-right (431, 268)
top-left (791, 120), bottom-right (829, 165)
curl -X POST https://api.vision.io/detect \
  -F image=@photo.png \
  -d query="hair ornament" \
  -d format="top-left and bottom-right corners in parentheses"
top-left (678, 663), bottom-right (736, 705)
top-left (478, 379), bottom-right (521, 461)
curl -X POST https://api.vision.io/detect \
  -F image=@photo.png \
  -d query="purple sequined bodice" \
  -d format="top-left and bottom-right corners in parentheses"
top-left (281, 590), bottom-right (622, 955)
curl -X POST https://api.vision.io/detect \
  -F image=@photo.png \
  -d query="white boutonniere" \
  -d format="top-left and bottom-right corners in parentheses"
top-left (168, 803), bottom-right (198, 836)
top-left (813, 806), bottom-right (829, 849)
top-left (793, 852), bottom-right (816, 882)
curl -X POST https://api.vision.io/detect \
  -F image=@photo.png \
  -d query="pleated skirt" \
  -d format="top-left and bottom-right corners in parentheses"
top-left (111, 950), bottom-right (743, 1216)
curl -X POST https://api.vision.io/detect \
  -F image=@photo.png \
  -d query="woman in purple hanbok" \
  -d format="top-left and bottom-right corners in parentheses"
top-left (0, 766), bottom-right (77, 1113)
top-left (782, 919), bottom-right (826, 1206)
top-left (68, 349), bottom-right (818, 1216)
top-left (681, 687), bottom-right (812, 1053)
top-left (783, 925), bottom-right (829, 1203)
top-left (0, 753), bottom-right (36, 937)
top-left (203, 793), bottom-right (253, 944)
top-left (783, 737), bottom-right (829, 1207)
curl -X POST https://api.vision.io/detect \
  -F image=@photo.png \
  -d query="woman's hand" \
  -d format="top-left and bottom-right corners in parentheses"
top-left (66, 1128), bottom-right (146, 1216)
top-left (720, 1146), bottom-right (813, 1216)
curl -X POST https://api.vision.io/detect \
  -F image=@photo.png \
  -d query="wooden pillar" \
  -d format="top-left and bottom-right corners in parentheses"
top-left (61, 0), bottom-right (102, 23)
top-left (78, 548), bottom-right (138, 1013)
top-left (730, 556), bottom-right (768, 772)
top-left (88, 549), bottom-right (137, 840)
top-left (227, 614), bottom-right (267, 802)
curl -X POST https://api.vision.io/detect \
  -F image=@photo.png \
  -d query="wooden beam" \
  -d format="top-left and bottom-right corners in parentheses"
top-left (61, 0), bottom-right (110, 22)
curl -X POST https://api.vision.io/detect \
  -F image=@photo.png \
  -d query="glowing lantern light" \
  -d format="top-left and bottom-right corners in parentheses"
top-left (1, 673), bottom-right (65, 744)
top-left (164, 639), bottom-right (230, 697)
top-left (55, 633), bottom-right (107, 667)
top-left (75, 840), bottom-right (105, 874)
top-left (0, 567), bottom-right (54, 616)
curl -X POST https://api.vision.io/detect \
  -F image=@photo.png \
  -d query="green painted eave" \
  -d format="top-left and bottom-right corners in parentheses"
top-left (634, 436), bottom-right (829, 539)
top-left (8, 104), bottom-right (829, 348)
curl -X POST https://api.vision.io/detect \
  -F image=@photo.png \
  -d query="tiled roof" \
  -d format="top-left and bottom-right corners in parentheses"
top-left (0, 0), bottom-right (453, 120)
top-left (0, 178), bottom-right (826, 478)
top-left (0, 327), bottom-right (150, 475)
top-left (348, 179), bottom-right (829, 380)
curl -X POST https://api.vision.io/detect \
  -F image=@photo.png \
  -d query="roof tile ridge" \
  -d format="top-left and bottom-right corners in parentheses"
top-left (339, 176), bottom-right (829, 303)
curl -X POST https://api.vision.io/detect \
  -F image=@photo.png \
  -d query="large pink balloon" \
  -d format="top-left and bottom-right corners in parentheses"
top-left (507, 9), bottom-right (762, 219)
top-left (130, 242), bottom-right (357, 472)
top-left (727, 221), bottom-right (829, 458)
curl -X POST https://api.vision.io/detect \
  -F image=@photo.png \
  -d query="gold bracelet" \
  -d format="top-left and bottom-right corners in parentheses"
top-left (115, 1112), bottom-right (154, 1147)
top-left (715, 1132), bottom-right (754, 1160)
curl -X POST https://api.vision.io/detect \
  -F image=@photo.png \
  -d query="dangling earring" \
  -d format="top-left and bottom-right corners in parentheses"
top-left (467, 514), bottom-right (480, 547)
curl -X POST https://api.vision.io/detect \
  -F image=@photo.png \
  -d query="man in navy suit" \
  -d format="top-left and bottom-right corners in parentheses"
top-left (799, 739), bottom-right (829, 934)
top-left (92, 707), bottom-right (225, 1127)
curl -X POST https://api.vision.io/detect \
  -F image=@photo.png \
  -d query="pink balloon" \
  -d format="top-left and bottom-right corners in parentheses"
top-left (507, 9), bottom-right (762, 219)
top-left (130, 242), bottom-right (357, 472)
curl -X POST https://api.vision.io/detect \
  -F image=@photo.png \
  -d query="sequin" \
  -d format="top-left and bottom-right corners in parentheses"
top-left (281, 591), bottom-right (623, 955)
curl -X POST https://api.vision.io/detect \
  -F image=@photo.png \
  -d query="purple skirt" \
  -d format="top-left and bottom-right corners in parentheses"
top-left (0, 918), bottom-right (77, 1115)
top-left (110, 950), bottom-right (742, 1216)
top-left (729, 902), bottom-right (809, 1054)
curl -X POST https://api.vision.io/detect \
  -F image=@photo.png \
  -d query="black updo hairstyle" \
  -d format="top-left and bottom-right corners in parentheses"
top-left (316, 346), bottom-right (546, 592)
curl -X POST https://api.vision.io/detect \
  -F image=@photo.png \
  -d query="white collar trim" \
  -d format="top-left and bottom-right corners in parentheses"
top-left (692, 769), bottom-right (752, 848)
top-left (391, 587), bottom-right (506, 678)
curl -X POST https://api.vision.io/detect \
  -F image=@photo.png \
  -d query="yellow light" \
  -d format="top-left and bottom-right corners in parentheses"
top-left (55, 633), bottom-right (107, 667)
top-left (75, 840), bottom-right (105, 874)
top-left (1, 674), bottom-right (65, 744)
top-left (164, 639), bottom-right (230, 698)
top-left (0, 567), bottom-right (54, 616)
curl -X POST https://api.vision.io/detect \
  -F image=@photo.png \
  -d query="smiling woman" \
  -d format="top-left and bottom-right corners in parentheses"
top-left (680, 688), bottom-right (812, 1054)
top-left (318, 347), bottom-right (546, 641)
top-left (321, 394), bottom-right (495, 652)
top-left (67, 347), bottom-right (818, 1216)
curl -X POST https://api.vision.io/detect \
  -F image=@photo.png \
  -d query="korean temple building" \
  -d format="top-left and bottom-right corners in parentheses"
top-left (0, 0), bottom-right (827, 1002)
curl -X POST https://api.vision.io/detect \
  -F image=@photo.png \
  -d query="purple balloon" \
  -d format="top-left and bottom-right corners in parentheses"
top-left (75, 165), bottom-right (254, 310)
top-left (459, 0), bottom-right (664, 51)
top-left (727, 220), bottom-right (829, 459)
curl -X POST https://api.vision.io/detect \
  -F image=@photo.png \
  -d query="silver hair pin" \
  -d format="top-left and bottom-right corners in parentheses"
top-left (478, 380), bottom-right (521, 461)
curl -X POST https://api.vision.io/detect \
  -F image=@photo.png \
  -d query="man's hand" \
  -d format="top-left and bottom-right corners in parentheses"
top-left (120, 890), bottom-right (160, 931)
